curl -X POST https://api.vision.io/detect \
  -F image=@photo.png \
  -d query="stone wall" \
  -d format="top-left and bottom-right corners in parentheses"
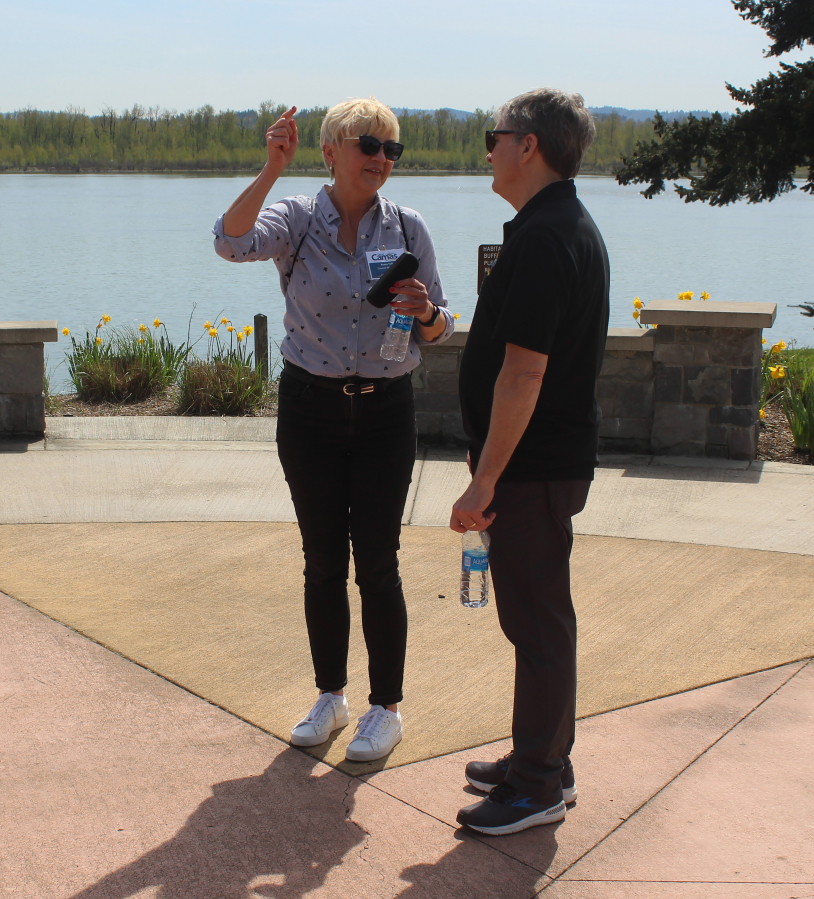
top-left (596, 329), bottom-right (654, 455)
top-left (416, 300), bottom-right (777, 460)
top-left (0, 322), bottom-right (58, 439)
top-left (412, 323), bottom-right (468, 444)
top-left (642, 300), bottom-right (775, 461)
top-left (651, 325), bottom-right (762, 459)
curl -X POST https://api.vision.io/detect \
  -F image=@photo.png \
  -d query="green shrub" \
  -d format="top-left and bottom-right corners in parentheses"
top-left (780, 351), bottom-right (814, 453)
top-left (177, 318), bottom-right (269, 414)
top-left (65, 317), bottom-right (188, 402)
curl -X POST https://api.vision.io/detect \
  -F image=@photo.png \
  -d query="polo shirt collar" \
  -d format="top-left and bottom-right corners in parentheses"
top-left (506, 179), bottom-right (576, 234)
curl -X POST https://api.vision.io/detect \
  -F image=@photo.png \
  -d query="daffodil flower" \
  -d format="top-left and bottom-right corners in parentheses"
top-left (153, 318), bottom-right (162, 328)
top-left (759, 408), bottom-right (766, 419)
top-left (138, 323), bottom-right (148, 333)
top-left (245, 325), bottom-right (254, 336)
top-left (204, 320), bottom-right (212, 330)
top-left (771, 340), bottom-right (786, 354)
top-left (62, 327), bottom-right (70, 336)
top-left (633, 297), bottom-right (644, 309)
top-left (209, 328), bottom-right (218, 338)
top-left (769, 365), bottom-right (786, 380)
top-left (701, 291), bottom-right (710, 300)
top-left (95, 336), bottom-right (102, 345)
top-left (453, 313), bottom-right (461, 320)
top-left (221, 317), bottom-right (229, 325)
top-left (237, 332), bottom-right (245, 342)
top-left (227, 325), bottom-right (234, 333)
top-left (632, 310), bottom-right (640, 320)
top-left (102, 314), bottom-right (111, 323)
top-left (762, 338), bottom-right (767, 345)
top-left (138, 337), bottom-right (144, 344)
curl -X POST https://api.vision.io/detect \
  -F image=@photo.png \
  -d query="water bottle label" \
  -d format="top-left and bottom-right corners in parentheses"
top-left (387, 311), bottom-right (413, 332)
top-left (462, 550), bottom-right (489, 572)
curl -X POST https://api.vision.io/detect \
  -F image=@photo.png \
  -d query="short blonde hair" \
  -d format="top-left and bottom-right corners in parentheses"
top-left (320, 97), bottom-right (399, 159)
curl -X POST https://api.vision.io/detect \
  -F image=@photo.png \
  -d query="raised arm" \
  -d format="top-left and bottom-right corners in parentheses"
top-left (222, 106), bottom-right (299, 237)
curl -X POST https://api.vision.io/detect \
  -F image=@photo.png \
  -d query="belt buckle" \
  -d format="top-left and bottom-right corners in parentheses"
top-left (343, 382), bottom-right (375, 395)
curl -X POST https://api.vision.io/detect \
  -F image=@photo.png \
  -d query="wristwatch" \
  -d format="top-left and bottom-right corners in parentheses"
top-left (419, 304), bottom-right (440, 327)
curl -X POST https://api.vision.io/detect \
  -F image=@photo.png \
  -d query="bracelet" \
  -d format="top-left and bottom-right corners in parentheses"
top-left (419, 304), bottom-right (440, 327)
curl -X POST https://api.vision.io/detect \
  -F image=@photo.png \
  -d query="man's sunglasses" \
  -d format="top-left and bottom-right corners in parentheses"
top-left (485, 130), bottom-right (522, 152)
top-left (347, 135), bottom-right (405, 161)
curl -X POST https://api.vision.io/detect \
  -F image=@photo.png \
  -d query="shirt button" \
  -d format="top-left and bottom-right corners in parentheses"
top-left (354, 292), bottom-right (359, 297)
top-left (350, 355), bottom-right (355, 360)
top-left (352, 260), bottom-right (357, 266)
top-left (352, 324), bottom-right (357, 329)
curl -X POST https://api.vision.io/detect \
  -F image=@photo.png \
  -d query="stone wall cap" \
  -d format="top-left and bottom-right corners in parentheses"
top-left (0, 321), bottom-right (59, 344)
top-left (605, 328), bottom-right (655, 352)
top-left (640, 300), bottom-right (776, 329)
top-left (443, 321), bottom-right (470, 348)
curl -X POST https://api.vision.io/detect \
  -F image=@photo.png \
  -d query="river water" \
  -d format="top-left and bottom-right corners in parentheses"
top-left (1, 173), bottom-right (812, 390)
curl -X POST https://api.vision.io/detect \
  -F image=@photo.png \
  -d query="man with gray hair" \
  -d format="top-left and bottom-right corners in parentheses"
top-left (451, 88), bottom-right (609, 835)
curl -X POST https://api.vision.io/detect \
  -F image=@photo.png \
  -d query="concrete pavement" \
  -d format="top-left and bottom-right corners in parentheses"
top-left (1, 416), bottom-right (813, 897)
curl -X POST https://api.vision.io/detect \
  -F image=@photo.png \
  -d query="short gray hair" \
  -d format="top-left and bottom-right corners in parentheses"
top-left (496, 88), bottom-right (596, 179)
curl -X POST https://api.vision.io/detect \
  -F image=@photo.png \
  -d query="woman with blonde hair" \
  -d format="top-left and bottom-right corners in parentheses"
top-left (213, 98), bottom-right (453, 761)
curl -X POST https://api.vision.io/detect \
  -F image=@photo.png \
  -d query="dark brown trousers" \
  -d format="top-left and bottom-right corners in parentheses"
top-left (487, 479), bottom-right (591, 799)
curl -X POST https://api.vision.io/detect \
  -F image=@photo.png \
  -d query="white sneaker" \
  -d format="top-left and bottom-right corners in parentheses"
top-left (345, 705), bottom-right (403, 761)
top-left (290, 693), bottom-right (350, 747)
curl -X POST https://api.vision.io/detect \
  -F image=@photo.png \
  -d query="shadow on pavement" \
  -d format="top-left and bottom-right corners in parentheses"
top-left (67, 749), bottom-right (363, 899)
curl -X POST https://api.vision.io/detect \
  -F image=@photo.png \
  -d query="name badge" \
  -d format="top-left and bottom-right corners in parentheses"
top-left (366, 248), bottom-right (405, 280)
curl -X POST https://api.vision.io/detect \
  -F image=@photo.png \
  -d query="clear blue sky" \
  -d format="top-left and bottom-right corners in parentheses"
top-left (1, 0), bottom-right (804, 115)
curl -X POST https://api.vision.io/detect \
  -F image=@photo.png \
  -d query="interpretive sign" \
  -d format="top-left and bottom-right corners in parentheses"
top-left (478, 245), bottom-right (501, 293)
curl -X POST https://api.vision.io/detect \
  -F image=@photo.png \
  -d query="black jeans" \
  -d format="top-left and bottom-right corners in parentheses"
top-left (275, 366), bottom-right (416, 707)
top-left (487, 479), bottom-right (591, 800)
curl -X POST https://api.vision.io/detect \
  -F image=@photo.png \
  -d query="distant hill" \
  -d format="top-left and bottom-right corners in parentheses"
top-left (589, 106), bottom-right (731, 122)
top-left (236, 106), bottom-right (730, 126)
top-left (392, 107), bottom-right (473, 120)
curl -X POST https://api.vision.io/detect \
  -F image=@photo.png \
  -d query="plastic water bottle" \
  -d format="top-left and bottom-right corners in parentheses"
top-left (380, 310), bottom-right (413, 362)
top-left (460, 530), bottom-right (491, 608)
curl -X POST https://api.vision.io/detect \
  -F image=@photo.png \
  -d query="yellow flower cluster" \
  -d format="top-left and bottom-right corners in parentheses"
top-left (678, 291), bottom-right (695, 300)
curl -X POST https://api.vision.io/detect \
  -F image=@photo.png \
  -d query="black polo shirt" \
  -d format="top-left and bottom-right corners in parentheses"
top-left (459, 179), bottom-right (610, 482)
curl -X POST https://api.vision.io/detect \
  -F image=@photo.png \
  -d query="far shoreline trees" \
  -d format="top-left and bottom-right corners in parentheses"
top-left (0, 104), bottom-right (656, 175)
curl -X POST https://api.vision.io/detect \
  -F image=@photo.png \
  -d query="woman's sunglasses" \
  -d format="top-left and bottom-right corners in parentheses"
top-left (485, 130), bottom-right (521, 152)
top-left (347, 135), bottom-right (405, 161)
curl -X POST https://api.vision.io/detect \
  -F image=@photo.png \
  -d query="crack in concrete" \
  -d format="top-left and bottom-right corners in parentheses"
top-left (342, 779), bottom-right (372, 862)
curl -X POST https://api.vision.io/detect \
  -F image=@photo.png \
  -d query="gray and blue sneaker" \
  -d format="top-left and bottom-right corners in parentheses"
top-left (465, 751), bottom-right (577, 804)
top-left (457, 781), bottom-right (566, 835)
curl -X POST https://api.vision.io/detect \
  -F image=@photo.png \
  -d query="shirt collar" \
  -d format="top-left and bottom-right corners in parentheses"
top-left (505, 178), bottom-right (576, 235)
top-left (316, 185), bottom-right (389, 228)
